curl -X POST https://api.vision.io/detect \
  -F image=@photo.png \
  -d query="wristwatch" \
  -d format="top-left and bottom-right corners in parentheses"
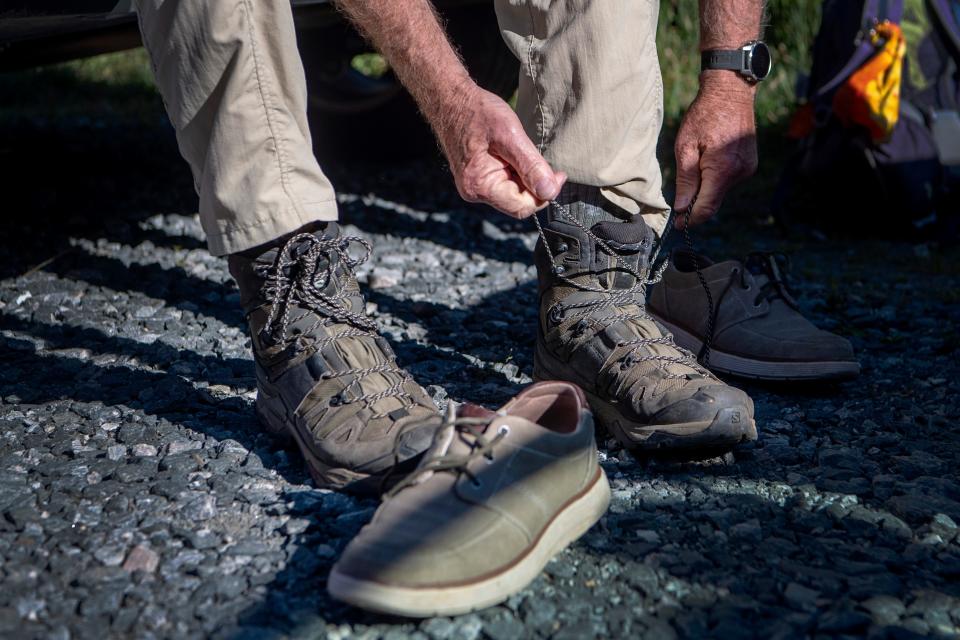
top-left (701, 40), bottom-right (772, 83)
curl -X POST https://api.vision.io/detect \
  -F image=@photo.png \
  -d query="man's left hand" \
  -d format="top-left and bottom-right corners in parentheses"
top-left (673, 71), bottom-right (758, 228)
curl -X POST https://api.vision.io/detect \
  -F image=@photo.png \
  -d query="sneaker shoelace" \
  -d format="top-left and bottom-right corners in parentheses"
top-left (383, 404), bottom-right (508, 498)
top-left (258, 232), bottom-right (417, 413)
top-left (532, 201), bottom-right (709, 380)
top-left (741, 252), bottom-right (799, 310)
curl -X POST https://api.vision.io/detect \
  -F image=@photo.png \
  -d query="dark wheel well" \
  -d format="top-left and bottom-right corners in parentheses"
top-left (298, 3), bottom-right (519, 162)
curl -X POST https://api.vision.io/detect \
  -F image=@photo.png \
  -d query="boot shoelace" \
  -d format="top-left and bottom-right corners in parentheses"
top-left (531, 201), bottom-right (709, 380)
top-left (383, 404), bottom-right (509, 498)
top-left (258, 232), bottom-right (417, 414)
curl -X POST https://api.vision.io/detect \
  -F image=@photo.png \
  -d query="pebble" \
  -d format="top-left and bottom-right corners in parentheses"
top-left (94, 543), bottom-right (127, 567)
top-left (106, 444), bottom-right (127, 461)
top-left (182, 495), bottom-right (217, 521)
top-left (123, 545), bottom-right (160, 573)
top-left (132, 443), bottom-right (158, 457)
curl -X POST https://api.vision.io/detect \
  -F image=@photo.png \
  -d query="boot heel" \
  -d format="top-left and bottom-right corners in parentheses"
top-left (255, 393), bottom-right (294, 445)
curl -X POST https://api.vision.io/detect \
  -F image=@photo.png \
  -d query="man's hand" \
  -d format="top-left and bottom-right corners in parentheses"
top-left (438, 84), bottom-right (566, 219)
top-left (335, 0), bottom-right (563, 219)
top-left (673, 72), bottom-right (758, 228)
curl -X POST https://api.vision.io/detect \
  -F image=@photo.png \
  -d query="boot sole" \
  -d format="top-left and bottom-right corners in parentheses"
top-left (255, 391), bottom-right (380, 496)
top-left (326, 467), bottom-right (611, 617)
top-left (651, 313), bottom-right (861, 381)
top-left (534, 342), bottom-right (756, 459)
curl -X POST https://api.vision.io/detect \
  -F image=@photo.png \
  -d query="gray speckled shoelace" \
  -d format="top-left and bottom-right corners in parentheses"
top-left (384, 404), bottom-right (507, 498)
top-left (258, 232), bottom-right (417, 413)
top-left (532, 201), bottom-right (709, 377)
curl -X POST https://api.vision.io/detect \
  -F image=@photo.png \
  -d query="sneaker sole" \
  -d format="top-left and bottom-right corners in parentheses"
top-left (326, 467), bottom-right (611, 617)
top-left (651, 313), bottom-right (861, 381)
top-left (533, 342), bottom-right (756, 458)
top-left (255, 392), bottom-right (379, 495)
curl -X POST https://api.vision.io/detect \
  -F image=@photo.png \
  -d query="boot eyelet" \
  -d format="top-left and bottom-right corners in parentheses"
top-left (497, 425), bottom-right (511, 437)
top-left (328, 395), bottom-right (343, 407)
top-left (557, 242), bottom-right (569, 253)
top-left (552, 265), bottom-right (566, 275)
top-left (471, 478), bottom-right (483, 488)
top-left (549, 306), bottom-right (565, 325)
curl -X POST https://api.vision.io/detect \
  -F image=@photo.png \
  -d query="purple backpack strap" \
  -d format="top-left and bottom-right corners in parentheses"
top-left (814, 0), bottom-right (906, 99)
top-left (928, 0), bottom-right (960, 58)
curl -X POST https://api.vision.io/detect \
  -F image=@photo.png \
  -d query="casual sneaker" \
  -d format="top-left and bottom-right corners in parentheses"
top-left (228, 223), bottom-right (439, 494)
top-left (327, 381), bottom-right (610, 617)
top-left (648, 250), bottom-right (860, 381)
top-left (531, 194), bottom-right (756, 458)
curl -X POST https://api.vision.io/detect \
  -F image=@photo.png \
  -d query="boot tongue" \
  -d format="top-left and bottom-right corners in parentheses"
top-left (255, 222), bottom-right (339, 269)
top-left (589, 217), bottom-right (653, 288)
top-left (590, 217), bottom-right (652, 251)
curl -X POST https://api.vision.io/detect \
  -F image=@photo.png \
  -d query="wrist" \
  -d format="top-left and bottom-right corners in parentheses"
top-left (698, 69), bottom-right (757, 103)
top-left (417, 68), bottom-right (476, 125)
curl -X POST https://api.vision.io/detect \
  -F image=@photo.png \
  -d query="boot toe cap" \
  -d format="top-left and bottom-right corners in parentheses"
top-left (652, 384), bottom-right (754, 425)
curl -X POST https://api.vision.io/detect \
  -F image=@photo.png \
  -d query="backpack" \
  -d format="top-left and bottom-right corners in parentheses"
top-left (777, 0), bottom-right (960, 240)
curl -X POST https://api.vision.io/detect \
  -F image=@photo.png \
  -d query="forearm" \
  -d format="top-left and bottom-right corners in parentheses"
top-left (334, 0), bottom-right (474, 132)
top-left (698, 0), bottom-right (765, 97)
top-left (699, 0), bottom-right (765, 49)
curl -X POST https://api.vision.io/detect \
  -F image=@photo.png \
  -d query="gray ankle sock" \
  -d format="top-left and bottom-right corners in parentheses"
top-left (548, 183), bottom-right (633, 228)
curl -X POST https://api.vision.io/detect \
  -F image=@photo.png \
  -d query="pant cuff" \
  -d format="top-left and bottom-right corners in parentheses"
top-left (206, 199), bottom-right (339, 256)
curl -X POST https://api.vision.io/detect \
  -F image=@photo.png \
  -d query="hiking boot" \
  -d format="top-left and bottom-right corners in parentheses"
top-left (327, 381), bottom-right (610, 617)
top-left (648, 249), bottom-right (860, 381)
top-left (531, 192), bottom-right (756, 458)
top-left (228, 223), bottom-right (439, 494)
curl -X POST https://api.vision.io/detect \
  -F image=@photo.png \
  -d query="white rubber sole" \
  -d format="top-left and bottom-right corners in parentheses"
top-left (651, 314), bottom-right (861, 381)
top-left (327, 468), bottom-right (611, 618)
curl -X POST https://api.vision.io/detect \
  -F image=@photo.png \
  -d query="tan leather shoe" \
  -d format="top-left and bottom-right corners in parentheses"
top-left (327, 382), bottom-right (610, 617)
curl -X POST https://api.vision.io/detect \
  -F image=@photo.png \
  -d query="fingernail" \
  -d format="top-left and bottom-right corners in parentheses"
top-left (535, 176), bottom-right (556, 200)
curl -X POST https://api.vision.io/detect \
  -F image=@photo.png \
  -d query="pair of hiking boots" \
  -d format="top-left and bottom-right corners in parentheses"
top-left (227, 186), bottom-right (852, 615)
top-left (228, 194), bottom-right (758, 493)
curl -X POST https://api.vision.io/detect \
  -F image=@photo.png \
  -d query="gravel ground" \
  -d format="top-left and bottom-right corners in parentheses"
top-left (1, 118), bottom-right (959, 640)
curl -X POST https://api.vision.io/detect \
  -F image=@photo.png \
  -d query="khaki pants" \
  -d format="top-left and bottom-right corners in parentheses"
top-left (135, 0), bottom-right (668, 256)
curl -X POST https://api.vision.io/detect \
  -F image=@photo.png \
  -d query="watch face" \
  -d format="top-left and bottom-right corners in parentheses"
top-left (749, 42), bottom-right (772, 80)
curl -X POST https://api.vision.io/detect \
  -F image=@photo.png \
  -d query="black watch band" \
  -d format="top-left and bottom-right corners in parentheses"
top-left (701, 49), bottom-right (743, 72)
top-left (701, 41), bottom-right (772, 82)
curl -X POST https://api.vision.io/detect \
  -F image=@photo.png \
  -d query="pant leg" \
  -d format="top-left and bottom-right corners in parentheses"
top-left (494, 0), bottom-right (670, 235)
top-left (134, 0), bottom-right (338, 256)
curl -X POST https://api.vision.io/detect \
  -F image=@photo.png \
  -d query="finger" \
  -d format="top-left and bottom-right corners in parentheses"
top-left (491, 130), bottom-right (565, 201)
top-left (489, 178), bottom-right (543, 218)
top-left (673, 142), bottom-right (701, 216)
top-left (687, 165), bottom-right (730, 227)
top-left (459, 156), bottom-right (542, 219)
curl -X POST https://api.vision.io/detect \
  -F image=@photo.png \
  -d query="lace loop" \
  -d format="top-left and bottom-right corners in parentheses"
top-left (384, 405), bottom-right (509, 498)
top-left (258, 232), bottom-right (417, 414)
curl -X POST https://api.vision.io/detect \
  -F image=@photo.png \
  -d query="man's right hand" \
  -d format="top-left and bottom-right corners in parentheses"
top-left (437, 84), bottom-right (566, 219)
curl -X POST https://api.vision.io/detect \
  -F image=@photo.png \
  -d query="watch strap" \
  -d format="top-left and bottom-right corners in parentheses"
top-left (701, 49), bottom-right (743, 72)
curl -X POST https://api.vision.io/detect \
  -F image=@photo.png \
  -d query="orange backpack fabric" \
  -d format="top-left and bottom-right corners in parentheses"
top-left (832, 21), bottom-right (907, 141)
